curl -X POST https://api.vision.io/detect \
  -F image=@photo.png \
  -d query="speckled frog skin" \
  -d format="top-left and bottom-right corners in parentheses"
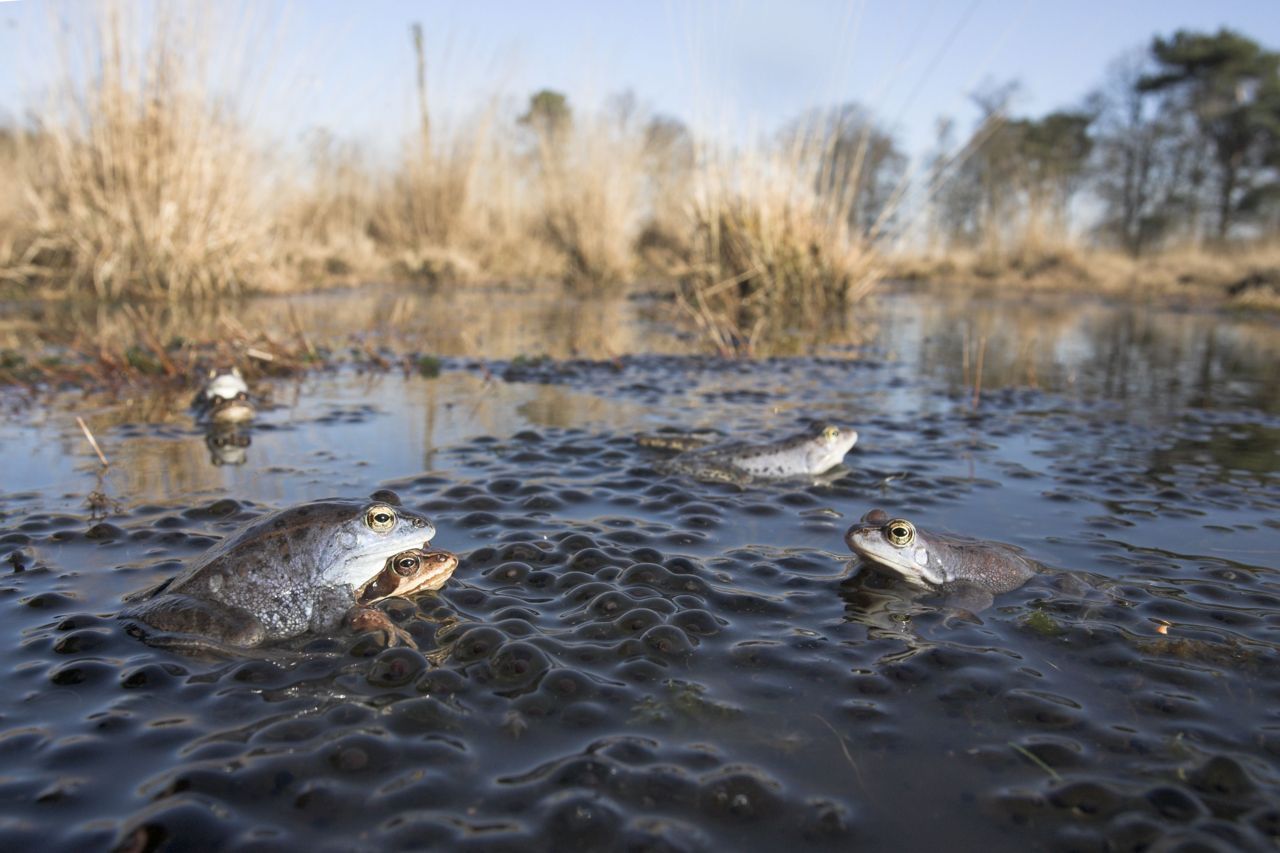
top-left (121, 496), bottom-right (436, 649)
top-left (844, 508), bottom-right (1037, 611)
top-left (639, 424), bottom-right (858, 484)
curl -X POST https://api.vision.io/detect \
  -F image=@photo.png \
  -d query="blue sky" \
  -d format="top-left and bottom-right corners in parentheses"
top-left (2, 0), bottom-right (1278, 159)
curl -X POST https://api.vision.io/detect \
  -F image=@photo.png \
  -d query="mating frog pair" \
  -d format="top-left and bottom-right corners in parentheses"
top-left (122, 495), bottom-right (456, 654)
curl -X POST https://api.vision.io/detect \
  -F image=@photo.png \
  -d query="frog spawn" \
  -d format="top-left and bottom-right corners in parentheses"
top-left (2, 352), bottom-right (1280, 852)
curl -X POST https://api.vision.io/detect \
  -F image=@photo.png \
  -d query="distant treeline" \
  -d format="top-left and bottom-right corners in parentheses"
top-left (824, 28), bottom-right (1280, 256)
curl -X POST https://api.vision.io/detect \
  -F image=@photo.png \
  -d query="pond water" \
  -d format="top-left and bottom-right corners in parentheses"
top-left (1, 285), bottom-right (1278, 851)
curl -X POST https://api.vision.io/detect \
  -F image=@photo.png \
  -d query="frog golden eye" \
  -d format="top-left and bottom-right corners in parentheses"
top-left (822, 426), bottom-right (839, 441)
top-left (885, 519), bottom-right (915, 546)
top-left (366, 505), bottom-right (397, 532)
top-left (394, 554), bottom-right (420, 575)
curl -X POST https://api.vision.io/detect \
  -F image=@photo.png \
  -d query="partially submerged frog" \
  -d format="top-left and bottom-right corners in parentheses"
top-left (200, 367), bottom-right (248, 402)
top-left (346, 547), bottom-right (459, 646)
top-left (121, 496), bottom-right (446, 653)
top-left (844, 509), bottom-right (1037, 612)
top-left (205, 392), bottom-right (256, 425)
top-left (638, 423), bottom-right (858, 484)
top-left (194, 368), bottom-right (256, 425)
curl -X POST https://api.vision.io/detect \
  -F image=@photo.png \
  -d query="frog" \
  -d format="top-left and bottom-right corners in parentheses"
top-left (199, 367), bottom-right (249, 403)
top-left (120, 495), bottom-right (443, 654)
top-left (346, 547), bottom-right (460, 647)
top-left (844, 508), bottom-right (1038, 612)
top-left (194, 368), bottom-right (255, 425)
top-left (638, 423), bottom-right (858, 484)
top-left (205, 392), bottom-right (256, 425)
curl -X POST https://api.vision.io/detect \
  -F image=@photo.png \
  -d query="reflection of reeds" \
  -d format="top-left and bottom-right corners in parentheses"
top-left (0, 283), bottom-right (650, 390)
top-left (960, 324), bottom-right (987, 409)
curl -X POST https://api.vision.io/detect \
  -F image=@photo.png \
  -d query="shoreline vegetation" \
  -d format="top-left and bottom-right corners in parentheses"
top-left (1, 5), bottom-right (1278, 366)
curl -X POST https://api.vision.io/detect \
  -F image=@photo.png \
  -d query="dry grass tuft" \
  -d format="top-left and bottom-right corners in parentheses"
top-left (274, 132), bottom-right (381, 285)
top-left (533, 102), bottom-right (651, 291)
top-left (4, 4), bottom-right (274, 299)
top-left (676, 139), bottom-right (881, 355)
top-left (370, 114), bottom-right (498, 283)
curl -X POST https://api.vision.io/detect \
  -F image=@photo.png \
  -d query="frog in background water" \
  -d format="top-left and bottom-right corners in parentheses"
top-left (638, 423), bottom-right (858, 484)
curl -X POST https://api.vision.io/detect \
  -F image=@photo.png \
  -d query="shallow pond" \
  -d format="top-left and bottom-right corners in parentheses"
top-left (1, 286), bottom-right (1278, 851)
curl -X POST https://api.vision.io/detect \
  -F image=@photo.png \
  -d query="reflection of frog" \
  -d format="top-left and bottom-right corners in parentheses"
top-left (638, 423), bottom-right (858, 484)
top-left (121, 496), bottom-right (441, 653)
top-left (206, 427), bottom-right (251, 466)
top-left (845, 509), bottom-right (1037, 612)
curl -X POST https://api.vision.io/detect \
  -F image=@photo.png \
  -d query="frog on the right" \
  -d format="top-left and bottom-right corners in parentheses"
top-left (845, 509), bottom-right (1038, 612)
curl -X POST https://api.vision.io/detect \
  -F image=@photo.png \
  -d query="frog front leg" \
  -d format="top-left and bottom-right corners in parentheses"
top-left (345, 605), bottom-right (418, 649)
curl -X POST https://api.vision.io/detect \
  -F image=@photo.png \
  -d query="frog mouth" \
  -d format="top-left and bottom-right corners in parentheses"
top-left (846, 528), bottom-right (940, 589)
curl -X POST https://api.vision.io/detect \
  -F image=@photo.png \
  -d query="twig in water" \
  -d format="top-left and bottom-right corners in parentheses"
top-left (971, 333), bottom-right (987, 409)
top-left (812, 713), bottom-right (868, 793)
top-left (76, 416), bottom-right (109, 467)
top-left (1008, 741), bottom-right (1061, 781)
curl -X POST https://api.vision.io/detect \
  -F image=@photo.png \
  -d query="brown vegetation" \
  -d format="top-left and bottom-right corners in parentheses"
top-left (884, 242), bottom-right (1280, 307)
top-left (0, 4), bottom-right (886, 355)
top-left (676, 142), bottom-right (881, 355)
top-left (4, 5), bottom-right (275, 299)
top-left (0, 4), bottom-right (1277, 348)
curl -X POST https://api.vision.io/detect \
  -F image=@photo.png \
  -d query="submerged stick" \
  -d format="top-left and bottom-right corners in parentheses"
top-left (1008, 741), bottom-right (1062, 781)
top-left (812, 713), bottom-right (868, 792)
top-left (76, 416), bottom-right (109, 467)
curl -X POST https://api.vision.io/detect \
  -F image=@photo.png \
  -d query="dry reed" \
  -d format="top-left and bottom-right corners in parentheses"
top-left (0, 1), bottom-right (1274, 368)
top-left (5, 4), bottom-right (273, 299)
top-left (675, 127), bottom-right (883, 355)
top-left (532, 99), bottom-right (652, 291)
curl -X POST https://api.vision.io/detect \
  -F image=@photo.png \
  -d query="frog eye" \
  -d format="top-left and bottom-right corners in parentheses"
top-left (394, 554), bottom-right (420, 576)
top-left (365, 505), bottom-right (397, 532)
top-left (885, 519), bottom-right (915, 547)
top-left (821, 426), bottom-right (840, 442)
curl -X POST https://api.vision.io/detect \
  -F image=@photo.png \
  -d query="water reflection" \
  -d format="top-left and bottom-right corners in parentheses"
top-left (206, 426), bottom-right (251, 466)
top-left (2, 285), bottom-right (1278, 852)
top-left (2, 284), bottom-right (1275, 412)
top-left (0, 285), bottom-right (676, 361)
top-left (896, 289), bottom-right (1280, 414)
top-left (2, 285), bottom-right (1277, 503)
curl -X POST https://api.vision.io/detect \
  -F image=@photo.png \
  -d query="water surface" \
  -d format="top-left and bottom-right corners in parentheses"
top-left (1, 286), bottom-right (1277, 851)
